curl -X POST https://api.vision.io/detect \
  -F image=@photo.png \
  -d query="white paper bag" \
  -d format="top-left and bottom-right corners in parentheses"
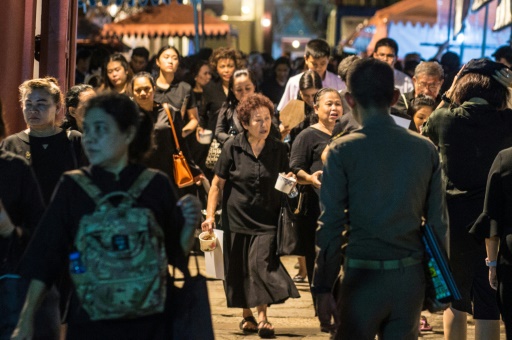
top-left (204, 229), bottom-right (224, 280)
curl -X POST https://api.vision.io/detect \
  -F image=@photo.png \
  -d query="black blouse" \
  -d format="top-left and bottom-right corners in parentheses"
top-left (215, 133), bottom-right (290, 235)
top-left (423, 101), bottom-right (512, 201)
top-left (200, 79), bottom-right (227, 133)
top-left (0, 130), bottom-right (86, 204)
top-left (471, 147), bottom-right (512, 264)
top-left (19, 164), bottom-right (185, 324)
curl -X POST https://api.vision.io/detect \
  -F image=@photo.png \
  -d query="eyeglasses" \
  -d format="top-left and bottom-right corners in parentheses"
top-left (416, 82), bottom-right (441, 91)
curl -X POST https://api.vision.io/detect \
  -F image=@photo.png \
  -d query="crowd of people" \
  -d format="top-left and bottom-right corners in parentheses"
top-left (0, 36), bottom-right (512, 339)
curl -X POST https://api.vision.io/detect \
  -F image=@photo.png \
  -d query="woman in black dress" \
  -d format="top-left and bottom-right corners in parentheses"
top-left (423, 59), bottom-right (512, 340)
top-left (1, 77), bottom-right (86, 205)
top-left (11, 93), bottom-right (200, 339)
top-left (289, 88), bottom-right (342, 325)
top-left (471, 145), bottom-right (512, 339)
top-left (201, 93), bottom-right (299, 338)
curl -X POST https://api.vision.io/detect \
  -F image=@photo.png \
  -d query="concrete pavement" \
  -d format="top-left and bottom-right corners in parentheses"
top-left (187, 254), bottom-right (506, 339)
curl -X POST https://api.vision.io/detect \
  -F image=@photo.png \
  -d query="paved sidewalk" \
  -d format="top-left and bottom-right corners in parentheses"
top-left (188, 254), bottom-right (506, 339)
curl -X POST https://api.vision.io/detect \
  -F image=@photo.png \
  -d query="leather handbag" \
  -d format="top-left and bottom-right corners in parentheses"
top-left (163, 104), bottom-right (194, 188)
top-left (276, 194), bottom-right (304, 256)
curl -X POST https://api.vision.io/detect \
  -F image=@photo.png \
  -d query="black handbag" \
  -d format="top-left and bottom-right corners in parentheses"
top-left (276, 194), bottom-right (304, 256)
top-left (169, 253), bottom-right (214, 340)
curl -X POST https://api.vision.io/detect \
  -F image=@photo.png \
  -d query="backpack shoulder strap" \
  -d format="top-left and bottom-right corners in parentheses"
top-left (67, 170), bottom-right (103, 205)
top-left (126, 169), bottom-right (157, 200)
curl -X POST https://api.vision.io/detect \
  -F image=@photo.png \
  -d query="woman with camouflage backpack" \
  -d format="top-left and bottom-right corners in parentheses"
top-left (12, 93), bottom-right (201, 339)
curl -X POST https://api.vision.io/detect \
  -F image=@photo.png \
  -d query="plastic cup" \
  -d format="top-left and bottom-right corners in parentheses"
top-left (199, 129), bottom-right (213, 144)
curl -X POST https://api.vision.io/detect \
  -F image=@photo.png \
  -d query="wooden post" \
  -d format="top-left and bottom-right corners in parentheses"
top-left (0, 0), bottom-right (37, 136)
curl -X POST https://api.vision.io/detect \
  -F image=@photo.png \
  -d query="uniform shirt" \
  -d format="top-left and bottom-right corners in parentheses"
top-left (277, 71), bottom-right (345, 111)
top-left (314, 113), bottom-right (447, 290)
top-left (215, 132), bottom-right (290, 235)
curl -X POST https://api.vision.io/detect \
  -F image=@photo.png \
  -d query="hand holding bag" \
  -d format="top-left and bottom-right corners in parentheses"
top-left (163, 104), bottom-right (194, 188)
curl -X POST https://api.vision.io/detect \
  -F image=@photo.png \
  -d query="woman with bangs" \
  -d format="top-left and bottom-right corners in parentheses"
top-left (100, 53), bottom-right (132, 96)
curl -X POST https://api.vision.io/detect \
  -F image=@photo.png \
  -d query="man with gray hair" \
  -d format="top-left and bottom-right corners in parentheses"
top-left (394, 61), bottom-right (444, 116)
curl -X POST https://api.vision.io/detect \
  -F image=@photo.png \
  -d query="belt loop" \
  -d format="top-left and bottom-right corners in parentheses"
top-left (380, 260), bottom-right (384, 273)
top-left (399, 259), bottom-right (404, 273)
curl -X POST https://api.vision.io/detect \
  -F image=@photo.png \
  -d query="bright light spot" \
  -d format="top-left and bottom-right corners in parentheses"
top-left (292, 40), bottom-right (300, 49)
top-left (183, 0), bottom-right (189, 4)
top-left (221, 15), bottom-right (228, 20)
top-left (261, 18), bottom-right (271, 27)
top-left (241, 5), bottom-right (251, 14)
top-left (108, 4), bottom-right (118, 17)
top-left (456, 33), bottom-right (465, 43)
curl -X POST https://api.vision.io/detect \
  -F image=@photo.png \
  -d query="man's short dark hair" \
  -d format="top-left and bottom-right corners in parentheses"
top-left (374, 38), bottom-right (399, 56)
top-left (347, 58), bottom-right (395, 109)
top-left (305, 39), bottom-right (331, 59)
top-left (492, 45), bottom-right (512, 65)
top-left (132, 47), bottom-right (150, 61)
top-left (337, 55), bottom-right (360, 82)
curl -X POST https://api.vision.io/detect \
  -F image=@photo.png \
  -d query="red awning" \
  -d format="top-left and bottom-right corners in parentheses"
top-left (101, 3), bottom-right (230, 38)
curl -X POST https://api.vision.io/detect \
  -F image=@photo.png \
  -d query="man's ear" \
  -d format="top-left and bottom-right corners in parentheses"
top-left (344, 92), bottom-right (356, 108)
top-left (390, 88), bottom-right (400, 106)
top-left (68, 106), bottom-right (77, 118)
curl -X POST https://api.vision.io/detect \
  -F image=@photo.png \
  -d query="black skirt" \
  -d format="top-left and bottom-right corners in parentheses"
top-left (225, 232), bottom-right (300, 308)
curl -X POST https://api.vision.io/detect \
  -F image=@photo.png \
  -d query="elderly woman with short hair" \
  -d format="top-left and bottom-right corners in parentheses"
top-left (201, 93), bottom-right (299, 338)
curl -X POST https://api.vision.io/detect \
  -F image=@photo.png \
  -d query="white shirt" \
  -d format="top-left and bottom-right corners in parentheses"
top-left (277, 70), bottom-right (346, 111)
top-left (394, 69), bottom-right (414, 94)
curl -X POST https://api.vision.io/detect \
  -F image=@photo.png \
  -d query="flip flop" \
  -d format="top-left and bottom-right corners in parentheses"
top-left (258, 320), bottom-right (275, 339)
top-left (293, 274), bottom-right (306, 283)
top-left (419, 315), bottom-right (433, 332)
top-left (239, 316), bottom-right (258, 334)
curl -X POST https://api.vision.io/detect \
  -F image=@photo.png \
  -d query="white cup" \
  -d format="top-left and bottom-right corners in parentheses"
top-left (198, 231), bottom-right (217, 252)
top-left (274, 173), bottom-right (297, 195)
top-left (199, 129), bottom-right (213, 144)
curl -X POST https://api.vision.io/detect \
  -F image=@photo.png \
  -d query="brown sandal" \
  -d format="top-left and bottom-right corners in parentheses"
top-left (258, 320), bottom-right (275, 338)
top-left (239, 316), bottom-right (258, 333)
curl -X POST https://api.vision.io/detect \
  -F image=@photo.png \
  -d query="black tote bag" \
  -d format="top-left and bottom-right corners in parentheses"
top-left (170, 254), bottom-right (214, 340)
top-left (276, 194), bottom-right (304, 256)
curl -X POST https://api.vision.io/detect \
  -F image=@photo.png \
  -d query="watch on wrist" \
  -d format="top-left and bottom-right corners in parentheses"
top-left (485, 258), bottom-right (497, 267)
top-left (441, 92), bottom-right (452, 104)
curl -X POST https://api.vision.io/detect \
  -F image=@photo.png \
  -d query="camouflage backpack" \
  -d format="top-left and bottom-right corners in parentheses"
top-left (67, 169), bottom-right (168, 321)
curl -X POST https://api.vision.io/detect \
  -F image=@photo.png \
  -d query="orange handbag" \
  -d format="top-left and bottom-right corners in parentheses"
top-left (163, 103), bottom-right (194, 188)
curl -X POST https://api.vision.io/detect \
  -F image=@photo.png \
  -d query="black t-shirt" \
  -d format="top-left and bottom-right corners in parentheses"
top-left (200, 79), bottom-right (227, 133)
top-left (0, 130), bottom-right (85, 204)
top-left (0, 150), bottom-right (44, 271)
top-left (215, 133), bottom-right (290, 235)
